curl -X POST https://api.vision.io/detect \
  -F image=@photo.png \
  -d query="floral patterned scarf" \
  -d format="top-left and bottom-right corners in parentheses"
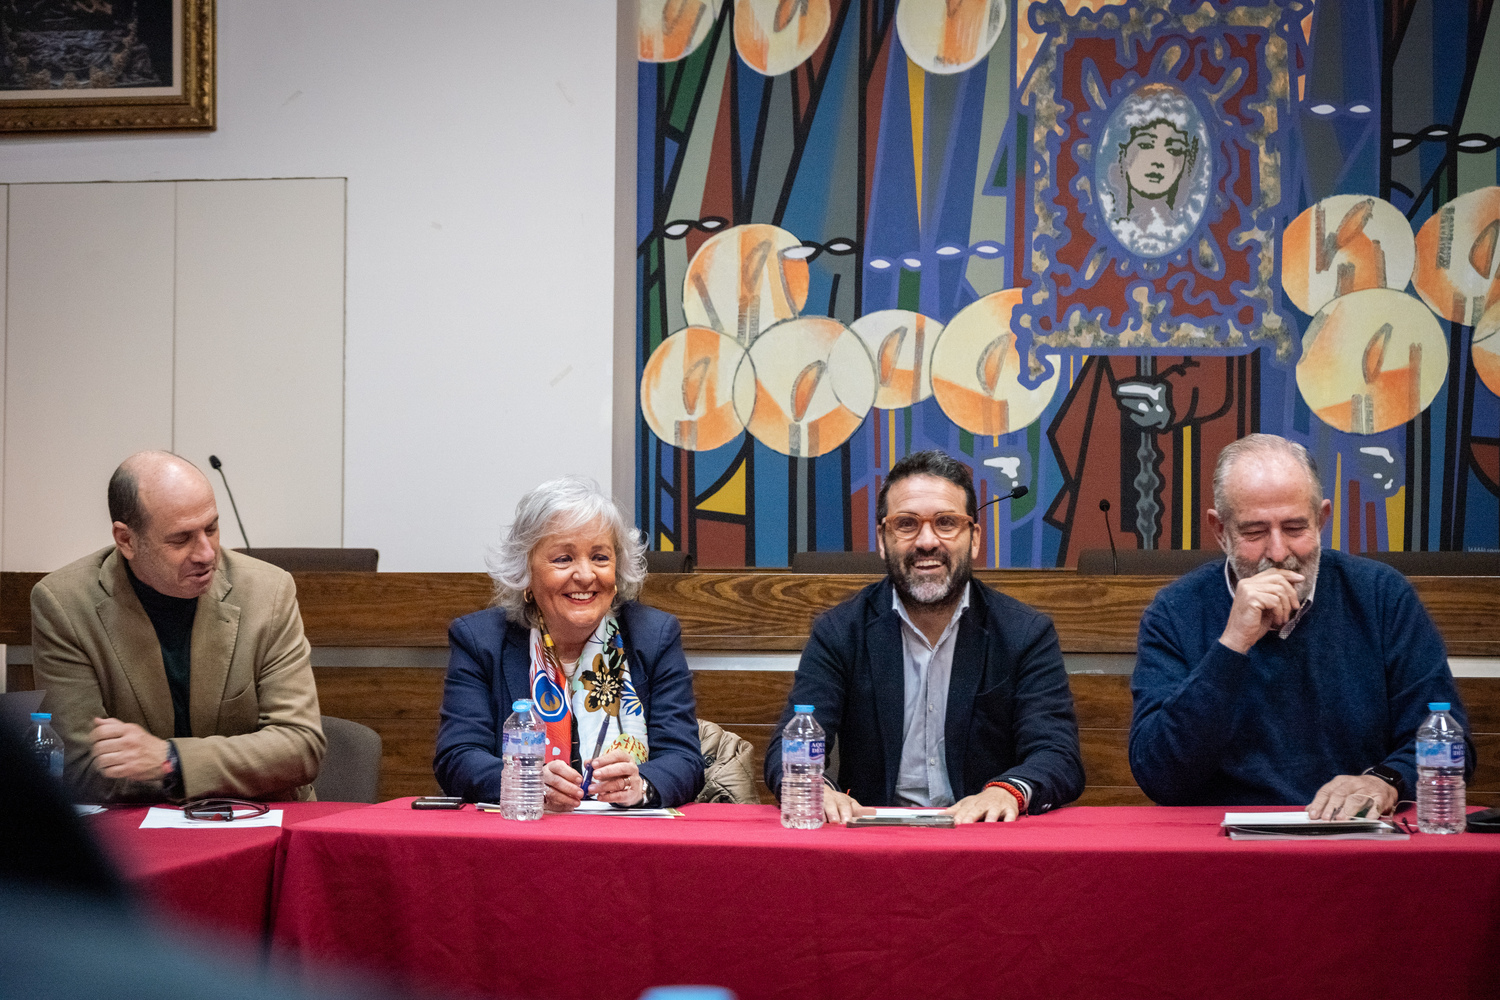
top-left (528, 613), bottom-right (648, 774)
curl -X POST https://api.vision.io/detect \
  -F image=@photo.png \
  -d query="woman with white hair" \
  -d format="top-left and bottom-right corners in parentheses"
top-left (435, 477), bottom-right (703, 809)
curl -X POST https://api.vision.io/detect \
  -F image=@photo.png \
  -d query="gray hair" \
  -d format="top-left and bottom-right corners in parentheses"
top-left (488, 476), bottom-right (647, 626)
top-left (1212, 433), bottom-right (1323, 526)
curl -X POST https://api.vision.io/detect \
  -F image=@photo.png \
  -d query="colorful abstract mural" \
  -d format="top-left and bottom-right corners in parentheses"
top-left (636, 0), bottom-right (1500, 567)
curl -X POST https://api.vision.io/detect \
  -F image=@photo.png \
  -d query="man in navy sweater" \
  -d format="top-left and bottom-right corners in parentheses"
top-left (1131, 433), bottom-right (1473, 816)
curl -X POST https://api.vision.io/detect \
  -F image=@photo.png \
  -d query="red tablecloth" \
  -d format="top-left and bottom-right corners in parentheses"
top-left (270, 800), bottom-right (1500, 1000)
top-left (89, 801), bottom-right (366, 940)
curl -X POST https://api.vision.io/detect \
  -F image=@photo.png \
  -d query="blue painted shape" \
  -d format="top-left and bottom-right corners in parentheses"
top-left (736, 63), bottom-right (768, 197)
top-left (815, 451), bottom-right (846, 552)
top-left (753, 439), bottom-right (790, 566)
top-left (780, 5), bottom-right (859, 240)
top-left (639, 64), bottom-right (659, 242)
top-left (694, 435), bottom-right (743, 497)
top-left (862, 31), bottom-right (922, 309)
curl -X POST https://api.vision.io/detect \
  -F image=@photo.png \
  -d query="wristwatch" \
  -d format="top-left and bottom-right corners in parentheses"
top-left (639, 775), bottom-right (659, 807)
top-left (1363, 764), bottom-right (1403, 796)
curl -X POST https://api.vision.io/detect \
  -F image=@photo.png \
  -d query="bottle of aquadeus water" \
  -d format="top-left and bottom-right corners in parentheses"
top-left (780, 705), bottom-right (825, 830)
top-left (500, 699), bottom-right (545, 821)
top-left (1416, 701), bottom-right (1466, 835)
top-left (30, 712), bottom-right (63, 781)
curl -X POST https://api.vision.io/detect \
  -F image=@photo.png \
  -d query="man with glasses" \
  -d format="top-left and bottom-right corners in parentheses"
top-left (765, 450), bottom-right (1084, 823)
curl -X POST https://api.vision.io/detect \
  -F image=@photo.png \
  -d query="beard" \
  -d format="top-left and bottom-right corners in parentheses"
top-left (1231, 541), bottom-right (1320, 603)
top-left (885, 540), bottom-right (973, 608)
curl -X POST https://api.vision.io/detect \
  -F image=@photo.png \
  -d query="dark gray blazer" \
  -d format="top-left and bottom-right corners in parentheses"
top-left (764, 578), bottom-right (1084, 812)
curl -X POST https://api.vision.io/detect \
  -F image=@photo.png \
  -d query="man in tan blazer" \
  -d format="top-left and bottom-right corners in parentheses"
top-left (30, 451), bottom-right (325, 802)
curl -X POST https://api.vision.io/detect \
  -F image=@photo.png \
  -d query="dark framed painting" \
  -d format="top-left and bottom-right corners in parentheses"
top-left (0, 0), bottom-right (213, 133)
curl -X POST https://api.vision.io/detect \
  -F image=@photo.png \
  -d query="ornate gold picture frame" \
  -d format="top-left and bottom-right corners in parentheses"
top-left (0, 0), bottom-right (213, 134)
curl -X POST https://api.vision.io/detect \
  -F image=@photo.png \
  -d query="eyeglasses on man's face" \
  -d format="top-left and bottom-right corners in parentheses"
top-left (879, 512), bottom-right (976, 541)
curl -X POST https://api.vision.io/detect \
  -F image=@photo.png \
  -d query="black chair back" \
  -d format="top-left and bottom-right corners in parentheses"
top-left (1076, 548), bottom-right (1223, 575)
top-left (790, 551), bottom-right (887, 574)
top-left (644, 551), bottom-right (696, 573)
top-left (235, 548), bottom-right (379, 572)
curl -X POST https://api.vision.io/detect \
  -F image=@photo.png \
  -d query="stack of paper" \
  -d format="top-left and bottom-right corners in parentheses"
top-left (1221, 811), bottom-right (1407, 841)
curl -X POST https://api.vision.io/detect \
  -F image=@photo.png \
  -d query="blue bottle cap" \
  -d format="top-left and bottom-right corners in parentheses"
top-left (512, 699), bottom-right (532, 712)
top-left (1429, 702), bottom-right (1451, 712)
top-left (30, 712), bottom-right (50, 722)
top-left (638, 988), bottom-right (736, 1000)
top-left (793, 704), bottom-right (814, 713)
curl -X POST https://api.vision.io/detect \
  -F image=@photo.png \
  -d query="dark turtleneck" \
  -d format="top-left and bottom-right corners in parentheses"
top-left (124, 562), bottom-right (197, 738)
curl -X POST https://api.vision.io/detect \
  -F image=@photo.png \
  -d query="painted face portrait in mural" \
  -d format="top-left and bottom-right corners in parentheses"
top-left (1096, 84), bottom-right (1211, 259)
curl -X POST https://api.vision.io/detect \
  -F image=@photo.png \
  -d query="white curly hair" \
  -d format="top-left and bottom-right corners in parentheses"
top-left (488, 476), bottom-right (648, 626)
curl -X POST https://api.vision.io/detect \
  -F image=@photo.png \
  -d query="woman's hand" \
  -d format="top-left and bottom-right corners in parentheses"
top-left (541, 759), bottom-right (586, 813)
top-left (586, 749), bottom-right (646, 807)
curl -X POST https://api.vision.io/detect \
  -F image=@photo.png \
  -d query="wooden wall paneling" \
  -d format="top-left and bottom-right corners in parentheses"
top-left (0, 184), bottom-right (7, 604)
top-left (312, 666), bottom-right (444, 801)
top-left (1, 571), bottom-right (42, 645)
top-left (292, 573), bottom-right (492, 647)
top-left (4, 183), bottom-right (176, 572)
top-left (1068, 674), bottom-right (1135, 729)
top-left (1409, 581), bottom-right (1500, 656)
top-left (691, 670), bottom-right (795, 723)
top-left (6, 571), bottom-right (1500, 655)
top-left (174, 179), bottom-right (347, 550)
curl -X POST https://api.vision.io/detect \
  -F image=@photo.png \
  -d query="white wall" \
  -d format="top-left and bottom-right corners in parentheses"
top-left (0, 0), bottom-right (635, 571)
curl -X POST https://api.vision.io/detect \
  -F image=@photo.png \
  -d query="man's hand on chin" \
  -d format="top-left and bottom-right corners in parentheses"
top-left (90, 717), bottom-right (169, 782)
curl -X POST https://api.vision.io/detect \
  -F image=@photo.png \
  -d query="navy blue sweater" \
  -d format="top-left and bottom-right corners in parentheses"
top-left (1130, 549), bottom-right (1473, 806)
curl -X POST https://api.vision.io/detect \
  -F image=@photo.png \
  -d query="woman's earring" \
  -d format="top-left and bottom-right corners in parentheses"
top-left (524, 588), bottom-right (534, 604)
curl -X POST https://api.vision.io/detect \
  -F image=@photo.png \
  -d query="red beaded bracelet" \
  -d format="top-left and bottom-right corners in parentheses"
top-left (984, 781), bottom-right (1027, 812)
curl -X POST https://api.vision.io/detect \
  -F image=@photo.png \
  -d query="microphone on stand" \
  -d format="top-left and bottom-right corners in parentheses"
top-left (208, 455), bottom-right (252, 549)
top-left (977, 483), bottom-right (1029, 515)
top-left (1099, 499), bottom-right (1118, 575)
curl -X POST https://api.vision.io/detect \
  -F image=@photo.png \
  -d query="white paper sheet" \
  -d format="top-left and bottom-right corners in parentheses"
top-left (565, 801), bottom-right (681, 818)
top-left (74, 804), bottom-right (107, 817)
top-left (1221, 811), bottom-right (1403, 840)
top-left (138, 806), bottom-right (284, 829)
top-left (871, 808), bottom-right (951, 818)
top-left (1222, 811), bottom-right (1381, 828)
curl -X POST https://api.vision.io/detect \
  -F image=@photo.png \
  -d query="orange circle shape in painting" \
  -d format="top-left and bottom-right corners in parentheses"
top-left (930, 289), bottom-right (1060, 436)
top-left (1472, 300), bottom-right (1500, 399)
top-left (639, 0), bottom-right (723, 63)
top-left (734, 0), bottom-right (831, 77)
top-left (1282, 195), bottom-right (1415, 316)
top-left (850, 309), bottom-right (944, 410)
top-left (640, 326), bottom-right (748, 452)
top-left (1296, 288), bottom-right (1447, 435)
top-left (1413, 185), bottom-right (1500, 326)
top-left (731, 316), bottom-right (875, 458)
top-left (682, 223), bottom-right (810, 346)
top-left (895, 0), bottom-right (1007, 76)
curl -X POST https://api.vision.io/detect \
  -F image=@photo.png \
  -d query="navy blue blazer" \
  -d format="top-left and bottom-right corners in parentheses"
top-left (764, 578), bottom-right (1084, 812)
top-left (434, 601), bottom-right (705, 807)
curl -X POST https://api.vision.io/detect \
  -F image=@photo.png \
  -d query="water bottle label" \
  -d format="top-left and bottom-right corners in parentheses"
top-left (784, 738), bottom-right (825, 765)
top-left (505, 730), bottom-right (546, 756)
top-left (1417, 740), bottom-right (1464, 768)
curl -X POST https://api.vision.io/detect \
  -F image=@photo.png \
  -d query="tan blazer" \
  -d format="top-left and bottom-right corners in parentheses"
top-left (30, 547), bottom-right (326, 802)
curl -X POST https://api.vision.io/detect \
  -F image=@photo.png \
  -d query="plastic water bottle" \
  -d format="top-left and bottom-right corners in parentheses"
top-left (780, 705), bottom-right (825, 829)
top-left (500, 699), bottom-right (545, 821)
top-left (29, 712), bottom-right (63, 781)
top-left (1416, 701), bottom-right (1466, 835)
